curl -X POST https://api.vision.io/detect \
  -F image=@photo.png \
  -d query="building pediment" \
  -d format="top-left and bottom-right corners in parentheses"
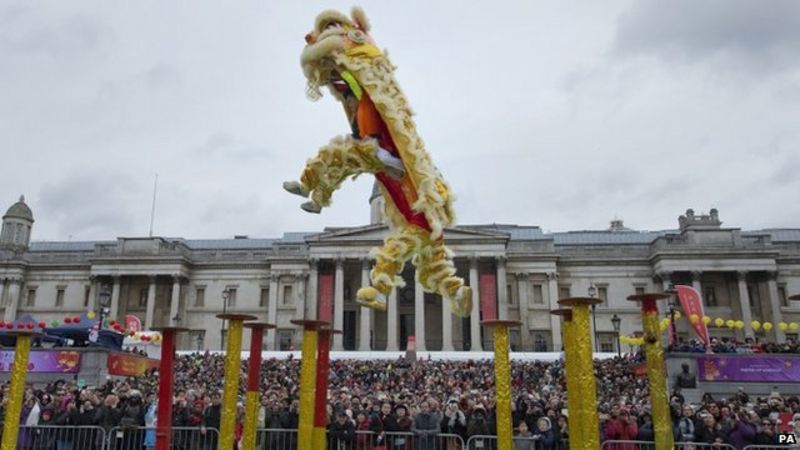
top-left (305, 224), bottom-right (510, 246)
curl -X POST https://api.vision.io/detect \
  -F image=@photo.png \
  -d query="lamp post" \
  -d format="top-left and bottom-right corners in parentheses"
top-left (588, 284), bottom-right (598, 352)
top-left (220, 289), bottom-right (229, 349)
top-left (98, 286), bottom-right (111, 328)
top-left (611, 314), bottom-right (621, 357)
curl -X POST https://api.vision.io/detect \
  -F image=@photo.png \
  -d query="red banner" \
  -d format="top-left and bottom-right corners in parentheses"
top-left (107, 352), bottom-right (159, 377)
top-left (480, 273), bottom-right (497, 320)
top-left (675, 285), bottom-right (710, 345)
top-left (125, 315), bottom-right (142, 332)
top-left (318, 274), bottom-right (334, 322)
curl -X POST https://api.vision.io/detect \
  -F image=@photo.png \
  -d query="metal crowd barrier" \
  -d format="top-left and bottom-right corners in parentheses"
top-left (674, 443), bottom-right (736, 450)
top-left (255, 428), bottom-right (299, 450)
top-left (743, 445), bottom-right (800, 450)
top-left (468, 434), bottom-right (571, 450)
top-left (105, 426), bottom-right (219, 450)
top-left (17, 425), bottom-right (107, 450)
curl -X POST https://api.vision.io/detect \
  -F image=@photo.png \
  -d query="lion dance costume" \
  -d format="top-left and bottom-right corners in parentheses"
top-left (284, 7), bottom-right (472, 318)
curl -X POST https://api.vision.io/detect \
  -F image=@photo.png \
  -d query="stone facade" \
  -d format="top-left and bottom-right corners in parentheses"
top-left (2, 196), bottom-right (800, 352)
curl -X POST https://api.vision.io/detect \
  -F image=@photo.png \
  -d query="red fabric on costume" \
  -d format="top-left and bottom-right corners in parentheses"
top-left (357, 93), bottom-right (432, 232)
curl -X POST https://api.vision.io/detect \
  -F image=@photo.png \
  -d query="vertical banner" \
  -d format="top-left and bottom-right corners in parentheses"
top-left (480, 273), bottom-right (497, 321)
top-left (318, 274), bottom-right (334, 322)
top-left (674, 285), bottom-right (709, 345)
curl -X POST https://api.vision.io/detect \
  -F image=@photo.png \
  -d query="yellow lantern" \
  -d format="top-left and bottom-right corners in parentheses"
top-left (703, 316), bottom-right (712, 325)
top-left (751, 321), bottom-right (761, 331)
top-left (763, 322), bottom-right (773, 331)
top-left (689, 314), bottom-right (699, 324)
top-left (673, 311), bottom-right (682, 320)
top-left (779, 322), bottom-right (789, 331)
top-left (87, 311), bottom-right (96, 320)
top-left (715, 318), bottom-right (725, 327)
top-left (735, 320), bottom-right (744, 330)
top-left (726, 320), bottom-right (735, 329)
top-left (790, 323), bottom-right (799, 332)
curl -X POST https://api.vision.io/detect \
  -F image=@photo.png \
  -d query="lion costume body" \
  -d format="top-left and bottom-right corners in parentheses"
top-left (284, 7), bottom-right (472, 317)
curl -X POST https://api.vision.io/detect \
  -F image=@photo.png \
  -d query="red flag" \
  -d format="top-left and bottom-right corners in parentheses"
top-left (674, 285), bottom-right (710, 345)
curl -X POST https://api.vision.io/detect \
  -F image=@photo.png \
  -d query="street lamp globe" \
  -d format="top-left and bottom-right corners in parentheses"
top-left (611, 314), bottom-right (621, 332)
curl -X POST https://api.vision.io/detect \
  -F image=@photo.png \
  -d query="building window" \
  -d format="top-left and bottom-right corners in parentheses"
top-left (278, 330), bottom-right (293, 350)
top-left (704, 286), bottom-right (718, 307)
top-left (84, 285), bottom-right (91, 307)
top-left (597, 332), bottom-right (616, 353)
top-left (282, 285), bottom-right (293, 305)
top-left (226, 288), bottom-right (237, 308)
top-left (532, 284), bottom-right (544, 304)
top-left (190, 330), bottom-right (205, 351)
top-left (559, 286), bottom-right (570, 300)
top-left (778, 285), bottom-right (788, 306)
top-left (507, 283), bottom-right (515, 306)
top-left (635, 286), bottom-right (645, 296)
top-left (55, 287), bottom-right (65, 307)
top-left (531, 331), bottom-right (551, 352)
top-left (598, 286), bottom-right (608, 307)
top-left (260, 288), bottom-right (269, 307)
top-left (195, 287), bottom-right (205, 307)
top-left (25, 288), bottom-right (37, 307)
top-left (509, 329), bottom-right (520, 351)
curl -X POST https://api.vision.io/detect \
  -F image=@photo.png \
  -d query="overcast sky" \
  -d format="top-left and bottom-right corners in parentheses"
top-left (2, 1), bottom-right (799, 241)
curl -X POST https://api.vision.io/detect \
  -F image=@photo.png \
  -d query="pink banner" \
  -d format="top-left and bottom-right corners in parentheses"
top-left (318, 274), bottom-right (334, 322)
top-left (698, 355), bottom-right (800, 383)
top-left (675, 285), bottom-right (710, 345)
top-left (0, 350), bottom-right (81, 373)
top-left (480, 273), bottom-right (497, 320)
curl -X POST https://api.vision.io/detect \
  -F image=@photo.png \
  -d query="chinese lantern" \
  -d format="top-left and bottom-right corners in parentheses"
top-left (689, 314), bottom-right (699, 324)
top-left (751, 321), bottom-right (761, 331)
top-left (703, 316), bottom-right (712, 325)
top-left (779, 322), bottom-right (789, 332)
top-left (715, 318), bottom-right (725, 327)
top-left (763, 322), bottom-right (773, 331)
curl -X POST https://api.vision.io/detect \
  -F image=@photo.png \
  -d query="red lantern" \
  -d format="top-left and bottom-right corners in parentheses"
top-left (26, 322), bottom-right (34, 330)
top-left (38, 321), bottom-right (46, 329)
top-left (5, 323), bottom-right (13, 330)
top-left (0, 321), bottom-right (5, 327)
top-left (109, 320), bottom-right (117, 326)
top-left (16, 323), bottom-right (25, 329)
top-left (128, 331), bottom-right (135, 337)
top-left (73, 316), bottom-right (81, 323)
top-left (64, 317), bottom-right (72, 324)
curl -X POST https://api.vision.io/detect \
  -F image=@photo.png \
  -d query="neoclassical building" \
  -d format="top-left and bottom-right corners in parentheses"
top-left (1, 192), bottom-right (799, 352)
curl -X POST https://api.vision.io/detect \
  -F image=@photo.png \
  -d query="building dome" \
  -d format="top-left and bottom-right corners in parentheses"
top-left (4, 195), bottom-right (33, 222)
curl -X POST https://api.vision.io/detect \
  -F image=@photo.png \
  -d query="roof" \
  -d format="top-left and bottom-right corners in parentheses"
top-left (30, 241), bottom-right (108, 252)
top-left (754, 229), bottom-right (800, 242)
top-left (551, 230), bottom-right (669, 245)
top-left (177, 238), bottom-right (276, 250)
top-left (4, 195), bottom-right (33, 222)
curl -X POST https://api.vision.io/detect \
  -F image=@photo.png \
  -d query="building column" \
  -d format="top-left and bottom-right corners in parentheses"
top-left (109, 276), bottom-right (121, 320)
top-left (267, 274), bottom-right (279, 350)
top-left (691, 271), bottom-right (703, 296)
top-left (516, 273), bottom-right (532, 351)
top-left (766, 271), bottom-right (785, 342)
top-left (307, 259), bottom-right (319, 320)
top-left (658, 272), bottom-right (673, 292)
top-left (333, 258), bottom-right (345, 351)
top-left (0, 279), bottom-right (6, 307)
top-left (87, 276), bottom-right (98, 310)
top-left (469, 257), bottom-right (482, 351)
top-left (2, 279), bottom-right (21, 322)
top-left (736, 272), bottom-right (754, 338)
top-left (295, 274), bottom-right (307, 322)
top-left (547, 272), bottom-right (562, 351)
top-left (169, 275), bottom-right (182, 326)
top-left (145, 275), bottom-right (157, 330)
top-left (359, 259), bottom-right (372, 351)
top-left (414, 272), bottom-right (426, 351)
top-left (386, 289), bottom-right (399, 351)
top-left (496, 256), bottom-right (508, 320)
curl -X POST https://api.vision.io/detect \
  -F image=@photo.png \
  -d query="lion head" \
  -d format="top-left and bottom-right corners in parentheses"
top-left (300, 7), bottom-right (381, 101)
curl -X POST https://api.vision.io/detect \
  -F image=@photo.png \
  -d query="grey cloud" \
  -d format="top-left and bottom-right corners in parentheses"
top-left (0, 11), bottom-right (112, 61)
top-left (612, 0), bottom-right (800, 71)
top-left (191, 132), bottom-right (272, 161)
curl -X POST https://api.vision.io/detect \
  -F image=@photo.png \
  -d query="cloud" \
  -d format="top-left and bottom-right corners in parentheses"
top-left (190, 132), bottom-right (273, 161)
top-left (612, 0), bottom-right (800, 72)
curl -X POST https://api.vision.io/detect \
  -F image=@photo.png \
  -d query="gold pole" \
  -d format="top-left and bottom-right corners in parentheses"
top-left (629, 294), bottom-right (675, 450)
top-left (292, 320), bottom-right (326, 450)
top-left (552, 309), bottom-right (583, 450)
top-left (482, 320), bottom-right (520, 450)
top-left (217, 314), bottom-right (255, 450)
top-left (558, 298), bottom-right (601, 450)
top-left (1, 333), bottom-right (32, 450)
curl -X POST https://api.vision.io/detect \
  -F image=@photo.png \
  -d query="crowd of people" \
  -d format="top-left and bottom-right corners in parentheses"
top-left (0, 350), bottom-right (799, 449)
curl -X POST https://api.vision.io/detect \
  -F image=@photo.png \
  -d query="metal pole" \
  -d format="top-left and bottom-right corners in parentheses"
top-left (155, 328), bottom-right (184, 450)
top-left (592, 304), bottom-right (598, 352)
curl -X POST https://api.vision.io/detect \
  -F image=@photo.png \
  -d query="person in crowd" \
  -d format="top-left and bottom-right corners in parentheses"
top-left (328, 409), bottom-right (355, 450)
top-left (514, 420), bottom-right (534, 450)
top-left (411, 400), bottom-right (440, 450)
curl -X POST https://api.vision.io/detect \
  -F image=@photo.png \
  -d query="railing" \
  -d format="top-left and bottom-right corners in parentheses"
top-left (602, 441), bottom-right (737, 450)
top-left (17, 425), bottom-right (107, 450)
top-left (255, 428), bottom-right (299, 449)
top-left (105, 426), bottom-right (219, 450)
top-left (467, 434), bottom-right (568, 450)
top-left (743, 445), bottom-right (800, 450)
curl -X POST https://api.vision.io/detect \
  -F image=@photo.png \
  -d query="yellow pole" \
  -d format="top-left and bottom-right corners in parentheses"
top-left (554, 310), bottom-right (583, 450)
top-left (217, 314), bottom-right (255, 450)
top-left (1, 334), bottom-right (31, 450)
top-left (641, 302), bottom-right (675, 450)
top-left (494, 325), bottom-right (512, 450)
top-left (297, 327), bottom-right (319, 450)
top-left (558, 298), bottom-right (600, 450)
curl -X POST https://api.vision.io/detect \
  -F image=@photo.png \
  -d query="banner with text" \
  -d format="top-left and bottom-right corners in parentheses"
top-left (697, 355), bottom-right (800, 383)
top-left (107, 352), bottom-right (159, 377)
top-left (675, 285), bottom-right (710, 345)
top-left (0, 350), bottom-right (81, 373)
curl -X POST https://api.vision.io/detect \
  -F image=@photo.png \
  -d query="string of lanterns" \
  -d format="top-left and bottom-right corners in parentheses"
top-left (51, 313), bottom-right (163, 345)
top-left (619, 312), bottom-right (799, 347)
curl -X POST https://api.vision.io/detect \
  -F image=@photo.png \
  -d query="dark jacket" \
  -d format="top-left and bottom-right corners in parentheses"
top-left (329, 419), bottom-right (355, 450)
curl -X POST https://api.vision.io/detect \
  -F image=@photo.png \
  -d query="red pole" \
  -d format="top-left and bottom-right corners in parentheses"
top-left (312, 329), bottom-right (332, 445)
top-left (247, 326), bottom-right (264, 391)
top-left (243, 324), bottom-right (269, 450)
top-left (155, 328), bottom-right (177, 450)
